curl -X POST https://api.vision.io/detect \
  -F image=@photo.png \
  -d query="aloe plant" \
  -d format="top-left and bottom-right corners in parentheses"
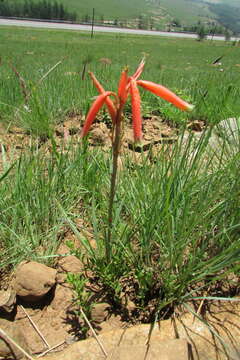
top-left (80, 59), bottom-right (194, 261)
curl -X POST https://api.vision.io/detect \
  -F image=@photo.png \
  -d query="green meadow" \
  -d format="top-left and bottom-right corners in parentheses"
top-left (0, 27), bottom-right (239, 131)
top-left (0, 26), bottom-right (239, 320)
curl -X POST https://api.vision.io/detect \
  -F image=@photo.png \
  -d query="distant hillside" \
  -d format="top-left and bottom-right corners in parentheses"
top-left (1, 0), bottom-right (240, 33)
top-left (3, 0), bottom-right (154, 20)
top-left (194, 0), bottom-right (240, 34)
top-left (207, 2), bottom-right (240, 34)
top-left (0, 0), bottom-right (217, 28)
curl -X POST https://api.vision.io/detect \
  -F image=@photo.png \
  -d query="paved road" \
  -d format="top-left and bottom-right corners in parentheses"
top-left (0, 18), bottom-right (238, 41)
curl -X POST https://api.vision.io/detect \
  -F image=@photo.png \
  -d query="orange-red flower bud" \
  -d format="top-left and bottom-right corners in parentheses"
top-left (89, 72), bottom-right (117, 122)
top-left (130, 79), bottom-right (142, 142)
top-left (81, 91), bottom-right (113, 137)
top-left (137, 80), bottom-right (194, 111)
top-left (118, 68), bottom-right (128, 105)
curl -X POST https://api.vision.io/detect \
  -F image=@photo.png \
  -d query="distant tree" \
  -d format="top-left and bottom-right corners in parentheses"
top-left (149, 17), bottom-right (154, 30)
top-left (46, 1), bottom-right (53, 20)
top-left (0, 1), bottom-right (11, 16)
top-left (23, 1), bottom-right (30, 17)
top-left (214, 25), bottom-right (225, 35)
top-left (138, 15), bottom-right (148, 30)
top-left (173, 18), bottom-right (181, 27)
top-left (52, 1), bottom-right (59, 19)
top-left (197, 26), bottom-right (206, 41)
top-left (70, 11), bottom-right (77, 22)
top-left (59, 3), bottom-right (65, 20)
top-left (39, 1), bottom-right (49, 19)
top-left (83, 14), bottom-right (90, 23)
top-left (0, 0), bottom-right (76, 21)
top-left (224, 29), bottom-right (232, 41)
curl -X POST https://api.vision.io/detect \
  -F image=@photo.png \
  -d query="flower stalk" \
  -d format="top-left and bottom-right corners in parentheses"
top-left (106, 103), bottom-right (124, 261)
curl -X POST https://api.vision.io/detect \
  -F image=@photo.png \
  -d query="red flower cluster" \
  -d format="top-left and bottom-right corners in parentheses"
top-left (81, 59), bottom-right (194, 142)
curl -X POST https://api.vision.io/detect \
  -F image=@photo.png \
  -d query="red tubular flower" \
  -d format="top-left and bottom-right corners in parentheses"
top-left (130, 78), bottom-right (142, 142)
top-left (83, 60), bottom-right (194, 145)
top-left (137, 80), bottom-right (194, 111)
top-left (81, 91), bottom-right (113, 138)
top-left (118, 68), bottom-right (129, 105)
top-left (89, 72), bottom-right (117, 122)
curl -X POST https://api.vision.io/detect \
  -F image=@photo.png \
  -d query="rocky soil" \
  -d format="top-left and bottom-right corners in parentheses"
top-left (1, 257), bottom-right (240, 360)
top-left (0, 115), bottom-right (239, 359)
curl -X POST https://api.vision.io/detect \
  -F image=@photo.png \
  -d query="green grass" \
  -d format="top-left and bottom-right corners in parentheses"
top-left (0, 26), bottom-right (239, 321)
top-left (0, 26), bottom-right (239, 133)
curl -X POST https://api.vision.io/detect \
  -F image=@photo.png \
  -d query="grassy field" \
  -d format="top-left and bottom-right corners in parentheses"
top-left (0, 26), bottom-right (239, 321)
top-left (0, 26), bottom-right (239, 133)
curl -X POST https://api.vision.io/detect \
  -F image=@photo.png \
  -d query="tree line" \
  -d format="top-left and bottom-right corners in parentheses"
top-left (0, 0), bottom-right (77, 22)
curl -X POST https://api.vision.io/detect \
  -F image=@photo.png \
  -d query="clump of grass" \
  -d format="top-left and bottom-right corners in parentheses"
top-left (0, 143), bottom-right (109, 269)
top-left (67, 126), bottom-right (240, 321)
top-left (64, 60), bottom-right (239, 322)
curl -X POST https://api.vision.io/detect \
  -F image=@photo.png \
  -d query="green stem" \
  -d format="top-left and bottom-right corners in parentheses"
top-left (106, 105), bottom-right (123, 262)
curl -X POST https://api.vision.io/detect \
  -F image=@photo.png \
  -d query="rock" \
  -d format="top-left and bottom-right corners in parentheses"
top-left (216, 118), bottom-right (240, 137)
top-left (56, 273), bottom-right (67, 284)
top-left (0, 318), bottom-right (28, 359)
top-left (148, 340), bottom-right (191, 360)
top-left (43, 303), bottom-right (240, 360)
top-left (13, 261), bottom-right (57, 302)
top-left (58, 255), bottom-right (83, 274)
top-left (56, 243), bottom-right (70, 256)
top-left (207, 118), bottom-right (239, 160)
top-left (178, 129), bottom-right (227, 169)
top-left (108, 340), bottom-right (190, 359)
top-left (0, 288), bottom-right (16, 313)
top-left (14, 284), bottom-right (75, 354)
top-left (91, 303), bottom-right (110, 323)
top-left (50, 284), bottom-right (73, 311)
top-left (214, 117), bottom-right (240, 144)
top-left (98, 314), bottom-right (123, 334)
